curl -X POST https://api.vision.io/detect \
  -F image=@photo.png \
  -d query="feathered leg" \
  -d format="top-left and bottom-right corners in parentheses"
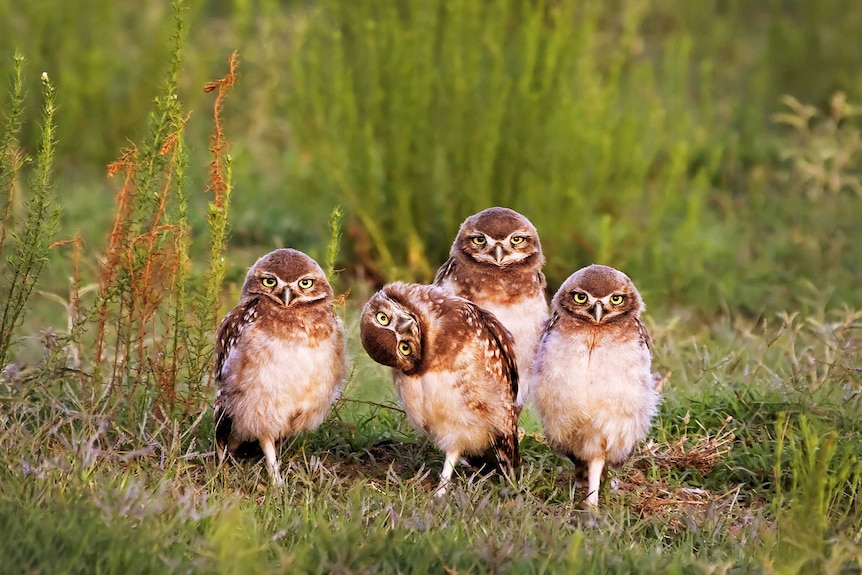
top-left (586, 456), bottom-right (605, 507)
top-left (260, 437), bottom-right (284, 486)
top-left (434, 450), bottom-right (461, 498)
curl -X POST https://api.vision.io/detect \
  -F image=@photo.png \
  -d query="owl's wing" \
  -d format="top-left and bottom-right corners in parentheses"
top-left (635, 317), bottom-right (652, 354)
top-left (541, 311), bottom-right (560, 339)
top-left (466, 303), bottom-right (521, 471)
top-left (214, 297), bottom-right (261, 382)
top-left (470, 303), bottom-right (519, 404)
top-left (465, 431), bottom-right (521, 474)
top-left (536, 269), bottom-right (547, 291)
top-left (214, 297), bottom-right (262, 458)
top-left (432, 257), bottom-right (457, 286)
top-left (635, 317), bottom-right (662, 392)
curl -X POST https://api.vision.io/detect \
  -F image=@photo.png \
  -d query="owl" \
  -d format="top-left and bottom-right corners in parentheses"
top-left (213, 248), bottom-right (346, 485)
top-left (359, 282), bottom-right (520, 497)
top-left (532, 264), bottom-right (659, 507)
top-left (434, 207), bottom-right (548, 406)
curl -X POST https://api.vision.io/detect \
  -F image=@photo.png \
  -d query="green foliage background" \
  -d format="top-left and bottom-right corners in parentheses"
top-left (1, 0), bottom-right (861, 313)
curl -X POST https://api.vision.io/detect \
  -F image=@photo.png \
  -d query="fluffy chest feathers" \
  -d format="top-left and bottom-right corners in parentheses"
top-left (218, 308), bottom-right (345, 442)
top-left (478, 295), bottom-right (548, 358)
top-left (393, 368), bottom-right (511, 455)
top-left (538, 323), bottom-right (651, 395)
top-left (533, 320), bottom-right (657, 463)
top-left (436, 260), bottom-right (545, 306)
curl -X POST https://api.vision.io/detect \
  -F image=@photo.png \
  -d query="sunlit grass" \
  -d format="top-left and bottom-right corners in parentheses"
top-left (1, 307), bottom-right (861, 572)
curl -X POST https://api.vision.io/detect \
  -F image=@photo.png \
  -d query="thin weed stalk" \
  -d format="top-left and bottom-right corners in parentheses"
top-left (325, 205), bottom-right (343, 285)
top-left (0, 66), bottom-right (59, 368)
top-left (93, 0), bottom-right (188, 416)
top-left (0, 51), bottom-right (25, 256)
top-left (192, 50), bottom-right (239, 401)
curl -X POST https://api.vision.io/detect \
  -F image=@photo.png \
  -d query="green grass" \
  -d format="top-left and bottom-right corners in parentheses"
top-left (1, 310), bottom-right (861, 573)
top-left (1, 0), bottom-right (862, 572)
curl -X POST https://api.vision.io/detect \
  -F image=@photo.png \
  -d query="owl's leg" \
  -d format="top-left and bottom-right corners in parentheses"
top-left (585, 456), bottom-right (605, 507)
top-left (434, 450), bottom-right (461, 498)
top-left (220, 436), bottom-right (243, 462)
top-left (214, 407), bottom-right (234, 462)
top-left (260, 437), bottom-right (284, 486)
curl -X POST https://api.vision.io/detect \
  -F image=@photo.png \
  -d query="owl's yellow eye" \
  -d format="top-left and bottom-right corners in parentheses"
top-left (261, 277), bottom-right (277, 288)
top-left (471, 236), bottom-right (486, 246)
top-left (375, 311), bottom-right (390, 326)
top-left (298, 278), bottom-right (314, 290)
top-left (398, 341), bottom-right (412, 356)
top-left (610, 294), bottom-right (625, 306)
top-left (510, 236), bottom-right (525, 245)
top-left (573, 292), bottom-right (588, 304)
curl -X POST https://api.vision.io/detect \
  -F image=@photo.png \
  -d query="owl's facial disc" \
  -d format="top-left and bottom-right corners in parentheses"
top-left (568, 290), bottom-right (628, 324)
top-left (258, 275), bottom-right (289, 305)
top-left (466, 230), bottom-right (535, 267)
top-left (361, 292), bottom-right (423, 373)
top-left (279, 276), bottom-right (328, 307)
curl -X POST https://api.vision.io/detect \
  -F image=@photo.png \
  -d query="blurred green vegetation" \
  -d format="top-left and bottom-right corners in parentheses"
top-left (2, 0), bottom-right (861, 316)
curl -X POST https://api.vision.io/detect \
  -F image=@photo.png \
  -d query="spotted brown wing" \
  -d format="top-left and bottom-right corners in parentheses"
top-left (213, 297), bottom-right (263, 459)
top-left (432, 257), bottom-right (457, 286)
top-left (463, 302), bottom-right (521, 471)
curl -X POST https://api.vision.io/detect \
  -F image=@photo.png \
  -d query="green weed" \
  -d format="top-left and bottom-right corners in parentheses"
top-left (0, 55), bottom-right (59, 368)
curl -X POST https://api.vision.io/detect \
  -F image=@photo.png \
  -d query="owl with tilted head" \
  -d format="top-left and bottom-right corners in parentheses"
top-left (532, 264), bottom-right (659, 507)
top-left (213, 248), bottom-right (346, 485)
top-left (434, 207), bottom-right (548, 407)
top-left (360, 282), bottom-right (520, 497)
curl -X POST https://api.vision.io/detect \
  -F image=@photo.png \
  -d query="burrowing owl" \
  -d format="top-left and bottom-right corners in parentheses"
top-left (434, 207), bottom-right (548, 406)
top-left (532, 264), bottom-right (659, 507)
top-left (214, 248), bottom-right (346, 485)
top-left (359, 282), bottom-right (520, 497)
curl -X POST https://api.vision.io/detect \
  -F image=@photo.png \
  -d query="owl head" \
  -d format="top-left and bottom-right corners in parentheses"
top-left (241, 248), bottom-right (333, 307)
top-left (360, 283), bottom-right (424, 374)
top-left (451, 207), bottom-right (544, 268)
top-left (553, 264), bottom-right (644, 324)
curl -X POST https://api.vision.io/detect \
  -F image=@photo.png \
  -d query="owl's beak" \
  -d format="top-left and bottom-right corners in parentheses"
top-left (590, 302), bottom-right (603, 323)
top-left (280, 288), bottom-right (293, 306)
top-left (493, 244), bottom-right (505, 264)
top-left (395, 315), bottom-right (414, 333)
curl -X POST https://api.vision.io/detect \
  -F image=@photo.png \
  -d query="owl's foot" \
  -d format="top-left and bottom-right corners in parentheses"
top-left (260, 438), bottom-right (284, 486)
top-left (434, 449), bottom-right (461, 498)
top-left (585, 457), bottom-right (605, 507)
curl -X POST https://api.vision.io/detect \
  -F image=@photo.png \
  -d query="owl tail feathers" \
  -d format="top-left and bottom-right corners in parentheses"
top-left (214, 408), bottom-right (264, 461)
top-left (466, 433), bottom-right (521, 477)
